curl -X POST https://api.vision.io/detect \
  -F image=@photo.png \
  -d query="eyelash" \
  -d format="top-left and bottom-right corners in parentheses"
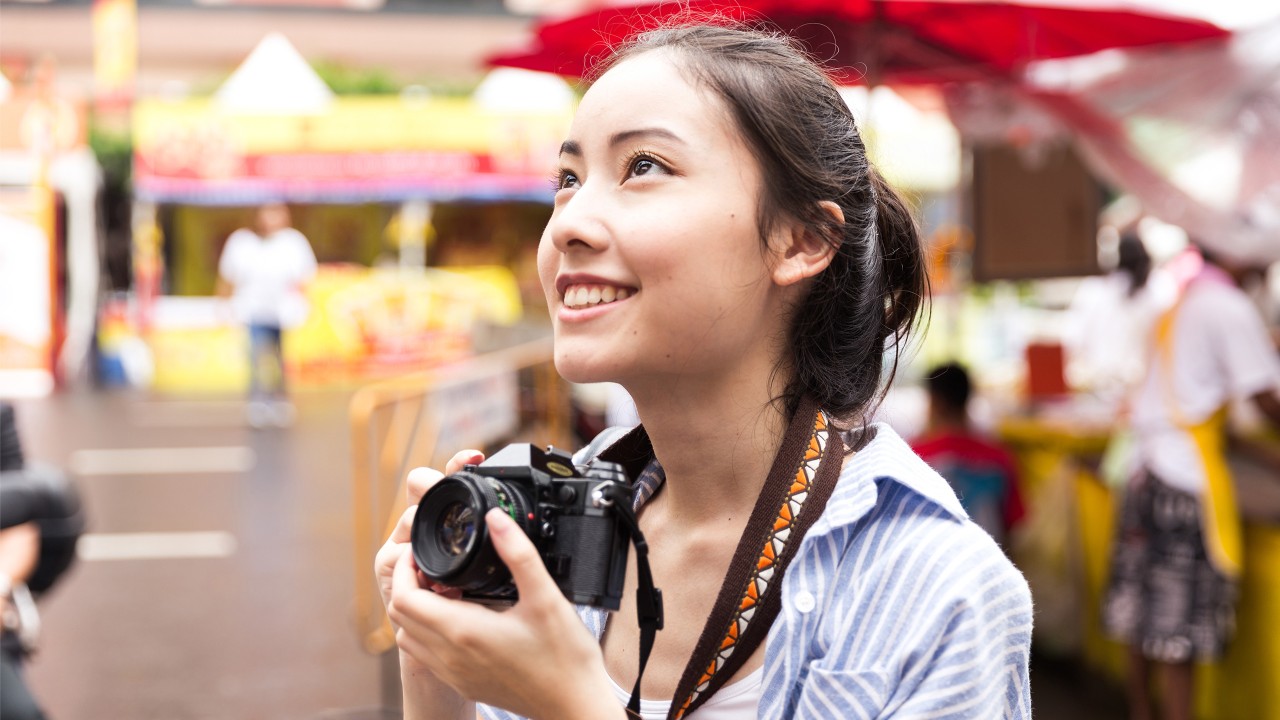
top-left (621, 149), bottom-right (663, 178)
top-left (551, 168), bottom-right (577, 191)
top-left (551, 149), bottom-right (667, 192)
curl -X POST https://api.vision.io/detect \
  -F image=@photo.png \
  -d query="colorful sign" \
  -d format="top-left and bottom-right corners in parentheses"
top-left (132, 97), bottom-right (573, 204)
top-left (126, 264), bottom-right (523, 393)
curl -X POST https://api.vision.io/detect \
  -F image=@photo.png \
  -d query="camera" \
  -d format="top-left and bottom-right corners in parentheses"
top-left (410, 443), bottom-right (631, 609)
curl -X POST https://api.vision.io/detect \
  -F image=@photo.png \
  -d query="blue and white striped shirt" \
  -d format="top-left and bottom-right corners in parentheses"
top-left (479, 423), bottom-right (1033, 719)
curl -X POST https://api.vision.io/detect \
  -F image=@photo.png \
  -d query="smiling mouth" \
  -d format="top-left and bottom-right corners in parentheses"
top-left (562, 284), bottom-right (634, 310)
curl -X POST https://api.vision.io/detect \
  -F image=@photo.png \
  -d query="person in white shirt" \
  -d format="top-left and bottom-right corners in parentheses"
top-left (1104, 245), bottom-right (1280, 720)
top-left (1063, 230), bottom-right (1175, 400)
top-left (217, 203), bottom-right (317, 428)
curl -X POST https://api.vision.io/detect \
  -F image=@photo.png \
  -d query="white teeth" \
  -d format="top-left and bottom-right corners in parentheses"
top-left (563, 284), bottom-right (633, 309)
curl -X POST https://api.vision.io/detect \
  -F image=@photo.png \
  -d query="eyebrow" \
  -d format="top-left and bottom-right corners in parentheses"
top-left (558, 127), bottom-right (686, 157)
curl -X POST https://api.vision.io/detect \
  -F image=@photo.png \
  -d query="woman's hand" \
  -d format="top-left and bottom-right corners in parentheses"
top-left (374, 449), bottom-right (483, 614)
top-left (373, 450), bottom-right (483, 720)
top-left (387, 508), bottom-right (625, 720)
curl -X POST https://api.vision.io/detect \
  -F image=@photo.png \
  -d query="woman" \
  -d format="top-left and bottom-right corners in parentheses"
top-left (376, 23), bottom-right (1032, 720)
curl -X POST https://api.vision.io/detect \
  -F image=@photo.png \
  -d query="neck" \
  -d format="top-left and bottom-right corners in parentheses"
top-left (626, 360), bottom-right (792, 527)
top-left (926, 409), bottom-right (968, 436)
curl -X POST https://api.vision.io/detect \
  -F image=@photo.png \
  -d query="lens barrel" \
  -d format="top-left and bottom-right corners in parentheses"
top-left (411, 473), bottom-right (532, 594)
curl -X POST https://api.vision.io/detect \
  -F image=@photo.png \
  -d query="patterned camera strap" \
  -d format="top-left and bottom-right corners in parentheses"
top-left (663, 395), bottom-right (843, 720)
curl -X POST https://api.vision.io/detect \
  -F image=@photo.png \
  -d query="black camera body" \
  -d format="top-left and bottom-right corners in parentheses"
top-left (411, 444), bottom-right (631, 610)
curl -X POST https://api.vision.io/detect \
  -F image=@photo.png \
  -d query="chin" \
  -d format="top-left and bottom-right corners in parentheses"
top-left (552, 347), bottom-right (624, 385)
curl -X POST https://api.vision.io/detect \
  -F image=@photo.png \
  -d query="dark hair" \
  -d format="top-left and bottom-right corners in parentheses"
top-left (925, 362), bottom-right (972, 417)
top-left (598, 24), bottom-right (928, 427)
top-left (1116, 231), bottom-right (1150, 297)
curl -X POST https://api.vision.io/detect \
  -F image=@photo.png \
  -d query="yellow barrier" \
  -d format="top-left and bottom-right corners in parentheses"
top-left (348, 336), bottom-right (573, 655)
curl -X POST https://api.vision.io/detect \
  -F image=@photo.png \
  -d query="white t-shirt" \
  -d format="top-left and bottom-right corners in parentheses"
top-left (1063, 270), bottom-right (1175, 395)
top-left (606, 666), bottom-right (764, 720)
top-left (218, 227), bottom-right (317, 328)
top-left (1129, 265), bottom-right (1280, 493)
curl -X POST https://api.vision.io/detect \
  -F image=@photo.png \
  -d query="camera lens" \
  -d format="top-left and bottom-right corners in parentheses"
top-left (437, 502), bottom-right (476, 556)
top-left (411, 473), bottom-right (533, 594)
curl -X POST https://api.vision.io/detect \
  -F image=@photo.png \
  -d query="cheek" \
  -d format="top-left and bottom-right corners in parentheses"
top-left (535, 233), bottom-right (558, 301)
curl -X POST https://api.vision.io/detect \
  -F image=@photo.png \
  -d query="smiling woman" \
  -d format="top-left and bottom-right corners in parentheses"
top-left (376, 21), bottom-right (1033, 720)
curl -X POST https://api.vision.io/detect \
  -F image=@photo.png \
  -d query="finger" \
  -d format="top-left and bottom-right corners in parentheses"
top-left (390, 552), bottom-right (496, 654)
top-left (388, 505), bottom-right (418, 545)
top-left (443, 449), bottom-right (485, 476)
top-left (406, 467), bottom-right (444, 505)
top-left (486, 508), bottom-right (560, 606)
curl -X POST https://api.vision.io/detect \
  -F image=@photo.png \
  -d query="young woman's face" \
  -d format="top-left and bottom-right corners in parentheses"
top-left (538, 50), bottom-right (786, 387)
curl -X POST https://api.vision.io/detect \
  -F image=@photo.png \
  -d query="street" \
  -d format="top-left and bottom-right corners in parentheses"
top-left (11, 389), bottom-right (384, 720)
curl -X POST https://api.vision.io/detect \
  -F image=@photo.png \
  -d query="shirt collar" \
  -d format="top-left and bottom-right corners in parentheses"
top-left (586, 421), bottom-right (968, 528)
top-left (807, 422), bottom-right (969, 538)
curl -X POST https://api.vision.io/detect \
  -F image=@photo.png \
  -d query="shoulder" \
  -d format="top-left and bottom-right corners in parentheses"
top-left (222, 229), bottom-right (253, 252)
top-left (769, 427), bottom-right (1032, 715)
top-left (1182, 279), bottom-right (1256, 326)
top-left (282, 228), bottom-right (311, 245)
top-left (796, 424), bottom-right (1031, 649)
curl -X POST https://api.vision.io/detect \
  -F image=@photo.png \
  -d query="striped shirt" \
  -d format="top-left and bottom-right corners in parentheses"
top-left (478, 423), bottom-right (1033, 719)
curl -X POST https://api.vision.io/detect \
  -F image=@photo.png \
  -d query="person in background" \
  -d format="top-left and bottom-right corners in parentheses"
top-left (1104, 244), bottom-right (1280, 720)
top-left (217, 202), bottom-right (317, 428)
top-left (1063, 229), bottom-right (1175, 399)
top-left (1, 404), bottom-right (44, 720)
top-left (911, 362), bottom-right (1026, 548)
top-left (2, 402), bottom-right (84, 720)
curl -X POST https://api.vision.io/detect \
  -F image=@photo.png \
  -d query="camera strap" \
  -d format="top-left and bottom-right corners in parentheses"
top-left (666, 395), bottom-right (843, 719)
top-left (600, 483), bottom-right (664, 719)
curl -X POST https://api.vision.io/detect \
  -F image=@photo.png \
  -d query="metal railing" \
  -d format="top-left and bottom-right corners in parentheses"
top-left (349, 335), bottom-right (572, 656)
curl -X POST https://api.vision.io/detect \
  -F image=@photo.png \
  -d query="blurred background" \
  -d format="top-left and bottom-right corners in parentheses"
top-left (1, 0), bottom-right (1278, 718)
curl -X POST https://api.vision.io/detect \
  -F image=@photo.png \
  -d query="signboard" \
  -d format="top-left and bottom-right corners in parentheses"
top-left (132, 97), bottom-right (573, 203)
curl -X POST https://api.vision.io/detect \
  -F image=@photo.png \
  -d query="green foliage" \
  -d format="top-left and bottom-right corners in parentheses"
top-left (310, 61), bottom-right (402, 95)
top-left (88, 121), bottom-right (132, 193)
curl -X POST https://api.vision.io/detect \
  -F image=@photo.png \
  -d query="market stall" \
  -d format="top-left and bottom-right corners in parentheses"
top-left (116, 37), bottom-right (572, 393)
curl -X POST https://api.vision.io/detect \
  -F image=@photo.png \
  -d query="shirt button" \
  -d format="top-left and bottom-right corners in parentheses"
top-left (793, 591), bottom-right (816, 614)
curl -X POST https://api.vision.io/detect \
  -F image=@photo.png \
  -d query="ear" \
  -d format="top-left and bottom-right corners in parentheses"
top-left (770, 201), bottom-right (843, 287)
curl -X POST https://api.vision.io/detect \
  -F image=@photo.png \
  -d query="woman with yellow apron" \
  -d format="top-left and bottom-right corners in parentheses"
top-left (1102, 251), bottom-right (1280, 720)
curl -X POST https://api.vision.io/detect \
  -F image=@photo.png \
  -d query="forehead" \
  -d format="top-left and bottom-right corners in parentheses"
top-left (571, 50), bottom-right (737, 144)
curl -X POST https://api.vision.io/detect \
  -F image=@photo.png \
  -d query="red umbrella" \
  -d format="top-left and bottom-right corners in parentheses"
top-left (488, 0), bottom-right (1228, 85)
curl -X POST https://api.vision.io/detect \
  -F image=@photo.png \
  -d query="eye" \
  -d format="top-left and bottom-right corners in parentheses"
top-left (555, 168), bottom-right (580, 191)
top-left (625, 152), bottom-right (667, 180)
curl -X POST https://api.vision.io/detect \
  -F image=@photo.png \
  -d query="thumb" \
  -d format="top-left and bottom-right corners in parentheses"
top-left (486, 508), bottom-right (559, 605)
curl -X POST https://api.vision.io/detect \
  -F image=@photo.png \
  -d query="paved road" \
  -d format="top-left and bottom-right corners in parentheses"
top-left (11, 389), bottom-right (385, 720)
top-left (8, 388), bottom-right (1128, 719)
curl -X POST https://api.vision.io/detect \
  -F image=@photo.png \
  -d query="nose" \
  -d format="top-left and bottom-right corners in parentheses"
top-left (544, 184), bottom-right (611, 255)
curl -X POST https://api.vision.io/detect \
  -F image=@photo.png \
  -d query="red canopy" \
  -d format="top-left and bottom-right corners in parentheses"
top-left (489, 0), bottom-right (1228, 84)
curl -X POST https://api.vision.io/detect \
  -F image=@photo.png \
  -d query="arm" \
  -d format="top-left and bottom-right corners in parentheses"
top-left (1252, 388), bottom-right (1280, 428)
top-left (0, 522), bottom-right (40, 587)
top-left (1228, 389), bottom-right (1280, 474)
